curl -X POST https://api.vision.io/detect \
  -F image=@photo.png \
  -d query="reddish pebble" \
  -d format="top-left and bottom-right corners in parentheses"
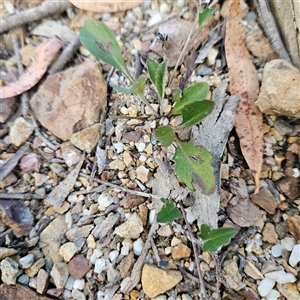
top-left (68, 254), bottom-right (90, 280)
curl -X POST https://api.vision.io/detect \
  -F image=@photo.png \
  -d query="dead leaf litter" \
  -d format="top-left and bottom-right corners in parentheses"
top-left (0, 1), bottom-right (299, 300)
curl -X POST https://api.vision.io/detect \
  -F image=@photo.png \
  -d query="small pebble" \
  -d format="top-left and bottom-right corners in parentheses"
top-left (133, 238), bottom-right (144, 256)
top-left (265, 289), bottom-right (280, 300)
top-left (73, 278), bottom-right (85, 290)
top-left (109, 250), bottom-right (119, 263)
top-left (281, 237), bottom-right (295, 251)
top-left (94, 258), bottom-right (106, 274)
top-left (289, 244), bottom-right (300, 267)
top-left (258, 277), bottom-right (275, 297)
top-left (18, 254), bottom-right (34, 269)
top-left (65, 276), bottom-right (74, 290)
top-left (271, 244), bottom-right (283, 257)
top-left (265, 270), bottom-right (296, 284)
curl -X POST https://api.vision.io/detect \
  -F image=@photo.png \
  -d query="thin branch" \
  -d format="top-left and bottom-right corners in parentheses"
top-left (48, 35), bottom-right (81, 74)
top-left (78, 172), bottom-right (161, 199)
top-left (0, 0), bottom-right (71, 34)
top-left (179, 201), bottom-right (208, 300)
top-left (30, 115), bottom-right (60, 150)
top-left (0, 193), bottom-right (45, 200)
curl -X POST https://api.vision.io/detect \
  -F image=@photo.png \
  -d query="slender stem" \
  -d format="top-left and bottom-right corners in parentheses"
top-left (179, 201), bottom-right (208, 299)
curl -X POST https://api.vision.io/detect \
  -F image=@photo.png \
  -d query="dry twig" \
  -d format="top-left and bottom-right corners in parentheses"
top-left (0, 0), bottom-right (71, 34)
top-left (179, 201), bottom-right (208, 300)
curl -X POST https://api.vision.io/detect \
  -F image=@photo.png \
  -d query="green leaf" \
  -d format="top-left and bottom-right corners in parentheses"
top-left (112, 84), bottom-right (134, 95)
top-left (154, 126), bottom-right (175, 147)
top-left (112, 75), bottom-right (146, 95)
top-left (180, 100), bottom-right (214, 127)
top-left (80, 21), bottom-right (132, 81)
top-left (198, 8), bottom-right (216, 28)
top-left (146, 59), bottom-right (168, 100)
top-left (147, 59), bottom-right (158, 85)
top-left (173, 139), bottom-right (215, 194)
top-left (157, 198), bottom-right (182, 223)
top-left (172, 88), bottom-right (182, 102)
top-left (171, 82), bottom-right (209, 115)
top-left (198, 224), bottom-right (237, 252)
top-left (133, 75), bottom-right (147, 96)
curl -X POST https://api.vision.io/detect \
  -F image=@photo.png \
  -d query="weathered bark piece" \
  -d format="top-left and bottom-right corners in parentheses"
top-left (191, 80), bottom-right (239, 228)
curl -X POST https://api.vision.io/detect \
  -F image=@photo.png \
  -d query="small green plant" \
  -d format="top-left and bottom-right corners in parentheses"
top-left (157, 198), bottom-right (237, 252)
top-left (79, 8), bottom-right (217, 194)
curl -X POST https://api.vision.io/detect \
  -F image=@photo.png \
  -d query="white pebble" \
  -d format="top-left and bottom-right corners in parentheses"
top-left (271, 244), bottom-right (283, 257)
top-left (139, 155), bottom-right (147, 162)
top-left (18, 254), bottom-right (34, 269)
top-left (254, 233), bottom-right (263, 246)
top-left (113, 142), bottom-right (124, 153)
top-left (160, 2), bottom-right (170, 14)
top-left (289, 244), bottom-right (300, 267)
top-left (258, 278), bottom-right (275, 297)
top-left (136, 141), bottom-right (146, 152)
top-left (109, 250), bottom-right (119, 263)
top-left (265, 270), bottom-right (296, 284)
top-left (185, 207), bottom-right (196, 224)
top-left (97, 192), bottom-right (114, 209)
top-left (94, 258), bottom-right (106, 274)
top-left (281, 237), bottom-right (295, 251)
top-left (133, 238), bottom-right (144, 256)
top-left (73, 279), bottom-right (85, 290)
top-left (147, 12), bottom-right (163, 27)
top-left (266, 289), bottom-right (280, 300)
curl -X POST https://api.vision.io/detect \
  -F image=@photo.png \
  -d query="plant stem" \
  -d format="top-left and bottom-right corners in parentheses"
top-left (179, 201), bottom-right (208, 299)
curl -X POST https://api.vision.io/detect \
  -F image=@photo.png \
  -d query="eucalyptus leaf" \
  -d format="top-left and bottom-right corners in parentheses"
top-left (80, 21), bottom-right (132, 81)
top-left (157, 198), bottom-right (182, 223)
top-left (171, 82), bottom-right (209, 115)
top-left (180, 100), bottom-right (215, 127)
top-left (199, 8), bottom-right (216, 28)
top-left (173, 139), bottom-right (215, 194)
top-left (198, 224), bottom-right (237, 252)
top-left (154, 126), bottom-right (175, 147)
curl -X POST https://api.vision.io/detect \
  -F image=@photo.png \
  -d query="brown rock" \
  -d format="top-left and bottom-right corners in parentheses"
top-left (262, 223), bottom-right (278, 243)
top-left (276, 176), bottom-right (299, 199)
top-left (120, 193), bottom-right (146, 209)
top-left (0, 172), bottom-right (17, 189)
top-left (114, 213), bottom-right (143, 239)
top-left (277, 283), bottom-right (299, 300)
top-left (223, 260), bottom-right (245, 291)
top-left (256, 59), bottom-right (300, 118)
top-left (70, 123), bottom-right (101, 153)
top-left (117, 251), bottom-right (135, 278)
top-left (141, 264), bottom-right (183, 298)
top-left (122, 131), bottom-right (141, 142)
top-left (0, 200), bottom-right (33, 235)
top-left (9, 117), bottom-right (34, 146)
top-left (171, 244), bottom-right (191, 260)
top-left (287, 214), bottom-right (300, 243)
top-left (30, 61), bottom-right (107, 141)
top-left (36, 269), bottom-right (50, 294)
top-left (0, 283), bottom-right (53, 300)
top-left (139, 205), bottom-right (148, 226)
top-left (40, 215), bottom-right (68, 263)
top-left (250, 187), bottom-right (278, 214)
top-left (0, 247), bottom-right (18, 259)
top-left (50, 262), bottom-right (69, 289)
top-left (226, 197), bottom-right (262, 227)
top-left (244, 260), bottom-right (263, 280)
top-left (68, 254), bottom-right (90, 280)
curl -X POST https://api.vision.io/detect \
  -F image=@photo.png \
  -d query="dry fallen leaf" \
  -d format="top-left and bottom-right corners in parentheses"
top-left (0, 39), bottom-right (62, 99)
top-left (68, 0), bottom-right (143, 13)
top-left (225, 0), bottom-right (264, 194)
